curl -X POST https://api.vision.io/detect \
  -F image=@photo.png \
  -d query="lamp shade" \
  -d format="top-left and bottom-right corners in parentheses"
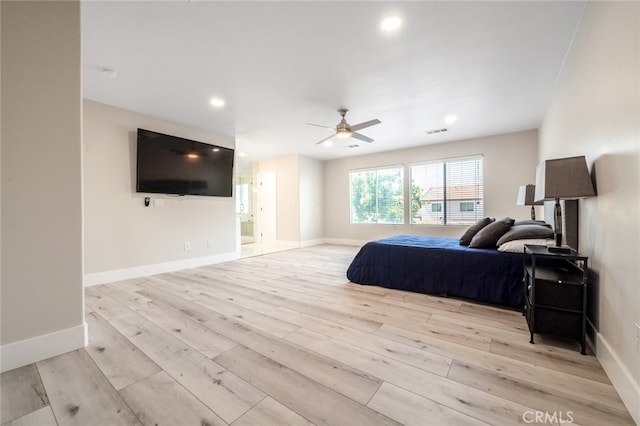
top-left (516, 184), bottom-right (543, 206)
top-left (534, 156), bottom-right (595, 202)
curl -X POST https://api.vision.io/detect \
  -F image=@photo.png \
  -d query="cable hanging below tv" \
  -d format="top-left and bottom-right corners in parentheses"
top-left (136, 128), bottom-right (234, 197)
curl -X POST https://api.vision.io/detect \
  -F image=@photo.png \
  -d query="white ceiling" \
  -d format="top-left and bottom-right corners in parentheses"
top-left (82, 1), bottom-right (585, 166)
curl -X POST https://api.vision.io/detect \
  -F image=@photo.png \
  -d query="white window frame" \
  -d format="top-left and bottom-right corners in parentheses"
top-left (410, 155), bottom-right (484, 225)
top-left (349, 165), bottom-right (404, 225)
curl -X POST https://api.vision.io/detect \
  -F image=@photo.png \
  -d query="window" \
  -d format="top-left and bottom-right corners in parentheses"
top-left (350, 166), bottom-right (404, 224)
top-left (460, 202), bottom-right (475, 212)
top-left (411, 156), bottom-right (484, 225)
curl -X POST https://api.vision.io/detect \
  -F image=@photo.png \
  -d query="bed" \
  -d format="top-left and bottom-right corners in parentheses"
top-left (346, 235), bottom-right (526, 307)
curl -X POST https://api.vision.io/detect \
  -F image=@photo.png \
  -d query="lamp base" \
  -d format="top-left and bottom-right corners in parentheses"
top-left (548, 245), bottom-right (572, 254)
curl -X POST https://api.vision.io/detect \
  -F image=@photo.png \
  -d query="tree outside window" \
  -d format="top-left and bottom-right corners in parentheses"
top-left (350, 167), bottom-right (404, 224)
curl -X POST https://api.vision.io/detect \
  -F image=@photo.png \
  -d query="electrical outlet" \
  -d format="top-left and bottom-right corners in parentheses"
top-left (154, 199), bottom-right (164, 208)
top-left (184, 242), bottom-right (190, 251)
top-left (635, 323), bottom-right (640, 353)
top-left (206, 240), bottom-right (214, 248)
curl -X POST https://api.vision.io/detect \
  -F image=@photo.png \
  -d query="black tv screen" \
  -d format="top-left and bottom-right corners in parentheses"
top-left (136, 128), bottom-right (234, 197)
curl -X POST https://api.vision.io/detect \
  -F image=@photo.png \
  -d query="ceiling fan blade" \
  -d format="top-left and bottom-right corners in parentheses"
top-left (350, 119), bottom-right (381, 132)
top-left (315, 133), bottom-right (337, 145)
top-left (351, 132), bottom-right (374, 143)
top-left (306, 122), bottom-right (336, 131)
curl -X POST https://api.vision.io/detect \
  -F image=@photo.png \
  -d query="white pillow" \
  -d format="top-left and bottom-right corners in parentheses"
top-left (497, 238), bottom-right (553, 253)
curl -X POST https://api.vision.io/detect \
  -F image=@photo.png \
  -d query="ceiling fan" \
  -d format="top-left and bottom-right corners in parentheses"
top-left (307, 108), bottom-right (381, 145)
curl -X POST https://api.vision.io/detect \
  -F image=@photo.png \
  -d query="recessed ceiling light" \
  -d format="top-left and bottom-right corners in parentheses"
top-left (209, 97), bottom-right (225, 108)
top-left (381, 16), bottom-right (402, 32)
top-left (444, 114), bottom-right (458, 125)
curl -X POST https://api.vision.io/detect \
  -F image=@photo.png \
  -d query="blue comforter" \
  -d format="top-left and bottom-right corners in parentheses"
top-left (346, 235), bottom-right (525, 307)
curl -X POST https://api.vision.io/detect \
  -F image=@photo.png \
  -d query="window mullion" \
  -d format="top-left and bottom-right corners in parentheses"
top-left (443, 162), bottom-right (448, 225)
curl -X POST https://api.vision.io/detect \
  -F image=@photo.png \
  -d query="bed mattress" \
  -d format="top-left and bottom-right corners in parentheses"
top-left (346, 235), bottom-right (525, 307)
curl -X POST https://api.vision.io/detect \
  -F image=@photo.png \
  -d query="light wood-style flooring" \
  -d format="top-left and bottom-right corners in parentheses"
top-left (1, 245), bottom-right (634, 425)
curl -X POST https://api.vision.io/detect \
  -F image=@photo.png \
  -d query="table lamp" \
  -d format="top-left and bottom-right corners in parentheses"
top-left (516, 184), bottom-right (543, 220)
top-left (534, 155), bottom-right (596, 253)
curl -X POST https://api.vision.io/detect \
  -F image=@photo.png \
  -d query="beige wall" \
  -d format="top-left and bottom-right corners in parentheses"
top-left (299, 156), bottom-right (324, 243)
top-left (83, 100), bottom-right (236, 275)
top-left (1, 0), bottom-right (84, 359)
top-left (253, 154), bottom-right (323, 245)
top-left (323, 130), bottom-right (539, 243)
top-left (539, 2), bottom-right (639, 421)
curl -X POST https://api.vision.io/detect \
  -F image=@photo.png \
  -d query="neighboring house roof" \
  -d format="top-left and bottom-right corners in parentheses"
top-left (421, 184), bottom-right (483, 202)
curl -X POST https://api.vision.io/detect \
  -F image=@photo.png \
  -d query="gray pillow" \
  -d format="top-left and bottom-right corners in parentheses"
top-left (459, 217), bottom-right (495, 246)
top-left (497, 224), bottom-right (554, 246)
top-left (469, 217), bottom-right (515, 248)
top-left (513, 220), bottom-right (552, 228)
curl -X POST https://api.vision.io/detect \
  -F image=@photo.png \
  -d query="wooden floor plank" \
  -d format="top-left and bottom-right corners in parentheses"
top-left (375, 323), bottom-right (626, 413)
top-left (37, 349), bottom-right (141, 426)
top-left (140, 276), bottom-right (300, 338)
top-left (447, 360), bottom-right (635, 426)
top-left (2, 406), bottom-right (57, 426)
top-left (367, 382), bottom-right (490, 426)
top-left (100, 284), bottom-right (238, 358)
top-left (119, 371), bottom-right (227, 426)
top-left (84, 286), bottom-right (135, 321)
top-left (2, 245), bottom-right (633, 426)
top-left (179, 269), bottom-right (384, 333)
top-left (490, 339), bottom-right (608, 383)
top-left (381, 290), bottom-right (463, 313)
top-left (85, 311), bottom-right (161, 390)
top-left (285, 328), bottom-right (540, 425)
top-left (231, 397), bottom-right (314, 426)
top-left (106, 308), bottom-right (265, 424)
top-left (271, 307), bottom-right (453, 377)
top-left (0, 364), bottom-right (49, 424)
top-left (216, 345), bottom-right (399, 426)
top-left (136, 286), bottom-right (384, 405)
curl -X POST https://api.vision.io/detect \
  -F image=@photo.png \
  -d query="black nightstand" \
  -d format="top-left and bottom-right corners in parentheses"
top-left (523, 244), bottom-right (589, 354)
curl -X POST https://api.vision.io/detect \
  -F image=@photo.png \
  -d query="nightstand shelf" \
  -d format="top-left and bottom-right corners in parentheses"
top-left (523, 244), bottom-right (588, 354)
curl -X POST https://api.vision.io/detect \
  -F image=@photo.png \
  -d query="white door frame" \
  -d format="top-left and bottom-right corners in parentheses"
top-left (256, 171), bottom-right (277, 245)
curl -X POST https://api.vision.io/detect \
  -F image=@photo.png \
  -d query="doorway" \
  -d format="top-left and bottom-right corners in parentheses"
top-left (256, 171), bottom-right (277, 245)
top-left (236, 174), bottom-right (254, 245)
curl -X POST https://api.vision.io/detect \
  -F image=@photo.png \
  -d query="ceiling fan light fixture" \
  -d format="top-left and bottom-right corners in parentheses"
top-left (309, 108), bottom-right (379, 145)
top-left (336, 130), bottom-right (352, 138)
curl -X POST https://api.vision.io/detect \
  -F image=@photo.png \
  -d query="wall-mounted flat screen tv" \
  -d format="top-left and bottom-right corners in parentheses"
top-left (136, 128), bottom-right (234, 197)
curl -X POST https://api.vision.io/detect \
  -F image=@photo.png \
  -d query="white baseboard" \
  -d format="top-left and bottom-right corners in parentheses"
top-left (299, 238), bottom-right (325, 248)
top-left (84, 252), bottom-right (239, 287)
top-left (274, 240), bottom-right (302, 249)
top-left (322, 238), bottom-right (366, 247)
top-left (1, 322), bottom-right (87, 373)
top-left (594, 329), bottom-right (640, 424)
